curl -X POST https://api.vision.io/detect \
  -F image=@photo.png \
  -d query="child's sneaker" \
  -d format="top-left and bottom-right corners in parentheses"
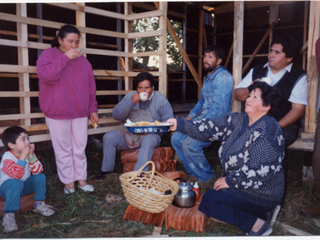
top-left (33, 202), bottom-right (55, 216)
top-left (2, 213), bottom-right (18, 232)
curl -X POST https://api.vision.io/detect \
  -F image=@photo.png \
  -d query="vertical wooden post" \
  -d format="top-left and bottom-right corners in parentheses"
top-left (232, 1), bottom-right (244, 113)
top-left (16, 3), bottom-right (30, 126)
top-left (124, 2), bottom-right (133, 91)
top-left (269, 5), bottom-right (278, 48)
top-left (182, 5), bottom-right (187, 101)
top-left (36, 3), bottom-right (43, 58)
top-left (154, 2), bottom-right (202, 90)
top-left (302, 1), bottom-right (309, 71)
top-left (158, 1), bottom-right (168, 96)
top-left (116, 3), bottom-right (123, 102)
top-left (305, 1), bottom-right (320, 133)
top-left (76, 3), bottom-right (86, 56)
top-left (198, 9), bottom-right (204, 83)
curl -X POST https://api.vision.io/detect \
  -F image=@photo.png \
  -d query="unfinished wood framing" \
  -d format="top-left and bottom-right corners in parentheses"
top-left (305, 1), bottom-right (320, 135)
top-left (1, 1), bottom-right (320, 152)
top-left (157, 2), bottom-right (168, 96)
top-left (232, 1), bottom-right (244, 113)
top-left (0, 2), bottom-right (169, 147)
top-left (17, 4), bottom-right (30, 126)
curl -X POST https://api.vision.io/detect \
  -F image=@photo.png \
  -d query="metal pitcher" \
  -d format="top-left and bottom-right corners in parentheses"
top-left (173, 181), bottom-right (196, 208)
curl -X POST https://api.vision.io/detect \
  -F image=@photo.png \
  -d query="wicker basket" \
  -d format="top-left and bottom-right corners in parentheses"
top-left (120, 161), bottom-right (179, 213)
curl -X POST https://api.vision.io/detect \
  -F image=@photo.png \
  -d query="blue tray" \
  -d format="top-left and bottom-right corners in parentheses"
top-left (124, 123), bottom-right (172, 134)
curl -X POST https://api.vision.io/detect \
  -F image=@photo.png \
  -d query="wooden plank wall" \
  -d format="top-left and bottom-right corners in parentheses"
top-left (0, 2), bottom-right (168, 147)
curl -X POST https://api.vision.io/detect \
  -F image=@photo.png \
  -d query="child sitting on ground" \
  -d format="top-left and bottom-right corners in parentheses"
top-left (0, 126), bottom-right (54, 232)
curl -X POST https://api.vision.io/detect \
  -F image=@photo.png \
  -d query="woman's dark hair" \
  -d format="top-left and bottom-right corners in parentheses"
top-left (271, 34), bottom-right (299, 61)
top-left (51, 25), bottom-right (80, 48)
top-left (204, 45), bottom-right (226, 61)
top-left (251, 81), bottom-right (282, 116)
top-left (2, 126), bottom-right (28, 150)
top-left (135, 72), bottom-right (155, 88)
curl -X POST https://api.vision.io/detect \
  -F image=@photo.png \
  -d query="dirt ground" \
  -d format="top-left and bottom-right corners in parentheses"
top-left (0, 140), bottom-right (319, 237)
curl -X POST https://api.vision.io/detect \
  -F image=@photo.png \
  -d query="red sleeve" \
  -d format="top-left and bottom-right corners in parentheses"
top-left (29, 159), bottom-right (44, 174)
top-left (1, 159), bottom-right (25, 179)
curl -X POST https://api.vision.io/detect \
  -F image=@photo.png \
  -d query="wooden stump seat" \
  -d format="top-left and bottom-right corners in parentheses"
top-left (123, 195), bottom-right (207, 233)
top-left (0, 193), bottom-right (35, 216)
top-left (121, 147), bottom-right (177, 173)
top-left (164, 194), bottom-right (207, 233)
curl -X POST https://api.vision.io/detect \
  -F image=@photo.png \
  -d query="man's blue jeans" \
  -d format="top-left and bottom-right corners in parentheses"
top-left (171, 131), bottom-right (214, 182)
top-left (0, 174), bottom-right (46, 213)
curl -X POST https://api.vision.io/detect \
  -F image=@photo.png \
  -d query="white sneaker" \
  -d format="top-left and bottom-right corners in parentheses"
top-left (64, 188), bottom-right (75, 194)
top-left (2, 213), bottom-right (18, 232)
top-left (78, 184), bottom-right (94, 192)
top-left (33, 202), bottom-right (55, 216)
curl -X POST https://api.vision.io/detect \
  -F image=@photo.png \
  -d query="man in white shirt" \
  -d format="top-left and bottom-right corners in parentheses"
top-left (234, 34), bottom-right (308, 148)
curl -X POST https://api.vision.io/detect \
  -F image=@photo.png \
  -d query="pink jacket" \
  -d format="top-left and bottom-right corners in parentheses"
top-left (37, 47), bottom-right (97, 119)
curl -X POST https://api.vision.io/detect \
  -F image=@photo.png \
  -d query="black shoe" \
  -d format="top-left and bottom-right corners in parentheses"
top-left (94, 171), bottom-right (113, 180)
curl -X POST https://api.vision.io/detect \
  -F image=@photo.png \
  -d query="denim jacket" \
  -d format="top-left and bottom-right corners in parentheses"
top-left (188, 66), bottom-right (233, 121)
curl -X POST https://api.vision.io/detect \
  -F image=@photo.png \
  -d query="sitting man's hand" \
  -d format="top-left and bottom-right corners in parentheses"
top-left (131, 93), bottom-right (140, 104)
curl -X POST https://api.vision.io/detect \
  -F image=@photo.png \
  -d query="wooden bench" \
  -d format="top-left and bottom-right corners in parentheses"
top-left (0, 116), bottom-right (123, 148)
top-left (0, 193), bottom-right (35, 217)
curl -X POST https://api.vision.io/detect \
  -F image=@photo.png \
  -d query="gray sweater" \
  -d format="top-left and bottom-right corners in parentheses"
top-left (112, 91), bottom-right (174, 122)
top-left (177, 112), bottom-right (285, 207)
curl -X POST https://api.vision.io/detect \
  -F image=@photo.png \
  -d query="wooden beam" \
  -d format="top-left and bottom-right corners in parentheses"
top-left (133, 2), bottom-right (185, 19)
top-left (154, 2), bottom-right (202, 89)
top-left (47, 3), bottom-right (127, 21)
top-left (302, 1), bottom-right (308, 71)
top-left (0, 39), bottom-right (126, 58)
top-left (158, 2), bottom-right (168, 96)
top-left (305, 1), bottom-right (320, 133)
top-left (16, 3), bottom-right (30, 126)
top-left (127, 10), bottom-right (163, 21)
top-left (124, 2), bottom-right (133, 91)
top-left (214, 1), bottom-right (295, 15)
top-left (225, 40), bottom-right (233, 68)
top-left (0, 113), bottom-right (44, 121)
top-left (242, 22), bottom-right (275, 75)
top-left (128, 30), bottom-right (163, 39)
top-left (0, 64), bottom-right (160, 78)
top-left (76, 2), bottom-right (86, 57)
top-left (203, 22), bottom-right (207, 49)
top-left (288, 139), bottom-right (314, 151)
top-left (232, 1), bottom-right (244, 113)
top-left (0, 38), bottom-right (50, 50)
top-left (96, 90), bottom-right (133, 96)
top-left (0, 12), bottom-right (127, 39)
top-left (0, 124), bottom-right (123, 147)
top-left (198, 9), bottom-right (204, 98)
top-left (276, 221), bottom-right (313, 235)
top-left (0, 91), bottom-right (38, 97)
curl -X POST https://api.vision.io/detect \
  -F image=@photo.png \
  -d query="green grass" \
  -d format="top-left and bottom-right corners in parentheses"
top-left (1, 141), bottom-right (319, 237)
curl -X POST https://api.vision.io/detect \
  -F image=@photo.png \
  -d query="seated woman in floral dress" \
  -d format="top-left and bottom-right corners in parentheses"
top-left (167, 81), bottom-right (284, 236)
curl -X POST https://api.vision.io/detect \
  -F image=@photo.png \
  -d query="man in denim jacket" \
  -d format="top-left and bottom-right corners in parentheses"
top-left (171, 45), bottom-right (233, 182)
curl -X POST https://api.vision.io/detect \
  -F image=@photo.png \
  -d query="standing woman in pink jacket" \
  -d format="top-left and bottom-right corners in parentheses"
top-left (37, 25), bottom-right (99, 194)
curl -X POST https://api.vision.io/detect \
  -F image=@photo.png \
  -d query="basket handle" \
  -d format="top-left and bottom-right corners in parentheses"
top-left (128, 161), bottom-right (155, 189)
